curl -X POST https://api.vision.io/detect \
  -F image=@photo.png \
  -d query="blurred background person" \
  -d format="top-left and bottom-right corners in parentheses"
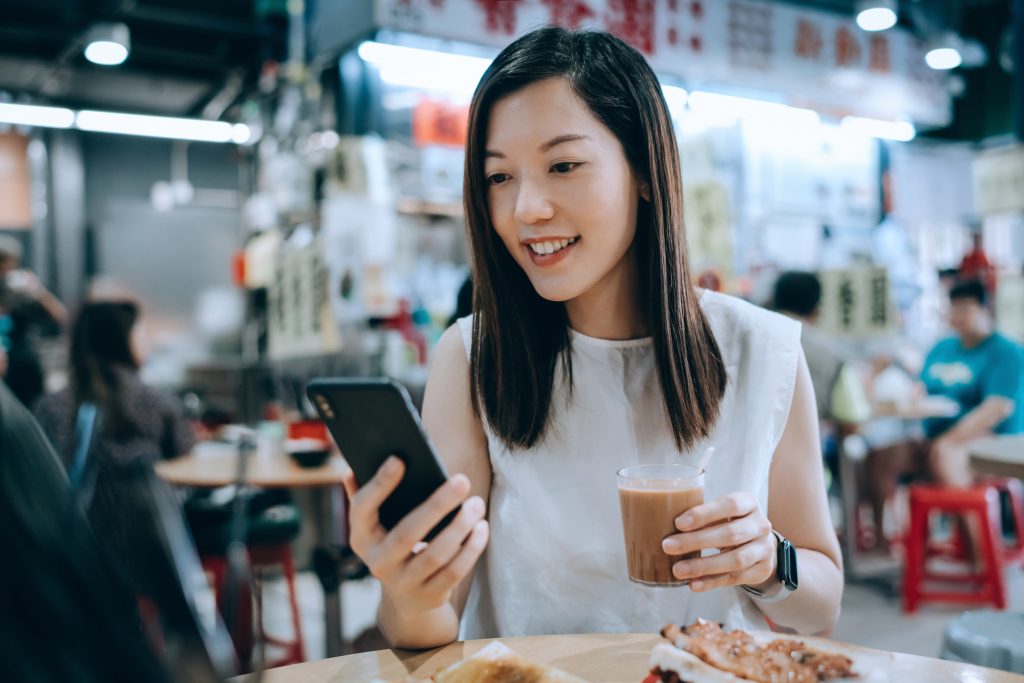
top-left (773, 270), bottom-right (871, 431)
top-left (920, 279), bottom-right (1023, 487)
top-left (0, 235), bottom-right (67, 408)
top-left (34, 300), bottom-right (196, 471)
top-left (0, 378), bottom-right (169, 683)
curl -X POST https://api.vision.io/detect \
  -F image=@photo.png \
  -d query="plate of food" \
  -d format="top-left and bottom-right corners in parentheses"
top-left (371, 620), bottom-right (890, 683)
top-left (645, 620), bottom-right (890, 683)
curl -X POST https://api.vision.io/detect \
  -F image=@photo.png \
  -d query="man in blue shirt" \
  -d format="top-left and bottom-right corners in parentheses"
top-left (921, 279), bottom-right (1024, 487)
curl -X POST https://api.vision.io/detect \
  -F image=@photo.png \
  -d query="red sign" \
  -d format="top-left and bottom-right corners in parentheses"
top-left (835, 25), bottom-right (862, 68)
top-left (794, 18), bottom-right (823, 60)
top-left (474, 0), bottom-right (525, 35)
top-left (869, 34), bottom-right (891, 73)
top-left (542, 0), bottom-right (595, 28)
top-left (605, 0), bottom-right (655, 54)
top-left (412, 98), bottom-right (469, 147)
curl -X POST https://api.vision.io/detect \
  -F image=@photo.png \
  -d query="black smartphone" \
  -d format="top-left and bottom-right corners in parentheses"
top-left (306, 378), bottom-right (457, 541)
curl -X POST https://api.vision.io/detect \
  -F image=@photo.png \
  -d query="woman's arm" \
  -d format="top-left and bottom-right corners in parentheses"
top-left (757, 351), bottom-right (844, 634)
top-left (375, 324), bottom-right (492, 649)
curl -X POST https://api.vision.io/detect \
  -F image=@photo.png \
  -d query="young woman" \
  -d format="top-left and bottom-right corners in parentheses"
top-left (343, 27), bottom-right (842, 650)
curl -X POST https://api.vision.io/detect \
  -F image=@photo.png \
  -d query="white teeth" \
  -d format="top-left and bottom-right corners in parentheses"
top-left (528, 237), bottom-right (578, 255)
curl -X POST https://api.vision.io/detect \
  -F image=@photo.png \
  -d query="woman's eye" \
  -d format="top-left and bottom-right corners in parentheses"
top-left (551, 162), bottom-right (581, 175)
top-left (488, 173), bottom-right (510, 185)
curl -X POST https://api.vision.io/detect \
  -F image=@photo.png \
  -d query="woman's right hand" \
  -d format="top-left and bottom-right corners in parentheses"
top-left (342, 456), bottom-right (489, 617)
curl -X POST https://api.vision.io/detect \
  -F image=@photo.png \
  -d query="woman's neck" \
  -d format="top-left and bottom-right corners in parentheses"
top-left (564, 248), bottom-right (646, 340)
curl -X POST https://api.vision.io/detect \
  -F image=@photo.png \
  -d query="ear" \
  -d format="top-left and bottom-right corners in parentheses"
top-left (638, 181), bottom-right (651, 202)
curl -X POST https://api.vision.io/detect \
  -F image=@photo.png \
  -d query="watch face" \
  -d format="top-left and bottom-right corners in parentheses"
top-left (779, 539), bottom-right (798, 591)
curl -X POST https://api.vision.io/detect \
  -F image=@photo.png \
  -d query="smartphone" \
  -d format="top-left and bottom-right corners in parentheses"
top-left (306, 378), bottom-right (457, 541)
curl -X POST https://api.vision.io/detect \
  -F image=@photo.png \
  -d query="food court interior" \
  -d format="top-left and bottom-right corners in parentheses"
top-left (2, 0), bottom-right (1024, 680)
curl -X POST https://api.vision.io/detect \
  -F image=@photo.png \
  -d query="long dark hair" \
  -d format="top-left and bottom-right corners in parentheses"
top-left (70, 301), bottom-right (141, 439)
top-left (464, 26), bottom-right (727, 452)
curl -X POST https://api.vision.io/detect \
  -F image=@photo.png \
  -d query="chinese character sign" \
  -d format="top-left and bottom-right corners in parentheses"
top-left (819, 267), bottom-right (893, 338)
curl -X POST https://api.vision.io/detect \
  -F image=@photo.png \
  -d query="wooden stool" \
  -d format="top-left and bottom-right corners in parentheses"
top-left (903, 485), bottom-right (1007, 613)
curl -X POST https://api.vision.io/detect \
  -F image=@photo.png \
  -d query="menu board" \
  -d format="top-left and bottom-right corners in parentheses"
top-left (817, 266), bottom-right (893, 338)
top-left (267, 236), bottom-right (342, 359)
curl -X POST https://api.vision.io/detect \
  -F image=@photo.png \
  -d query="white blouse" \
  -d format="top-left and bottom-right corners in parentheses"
top-left (456, 290), bottom-right (801, 638)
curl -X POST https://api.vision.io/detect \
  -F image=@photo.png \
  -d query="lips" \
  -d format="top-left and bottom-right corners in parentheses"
top-left (523, 236), bottom-right (580, 266)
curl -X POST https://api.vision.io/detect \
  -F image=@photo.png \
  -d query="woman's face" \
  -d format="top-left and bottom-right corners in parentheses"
top-left (484, 77), bottom-right (644, 303)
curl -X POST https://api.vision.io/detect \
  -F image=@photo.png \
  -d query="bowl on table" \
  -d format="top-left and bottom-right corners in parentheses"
top-left (285, 438), bottom-right (332, 468)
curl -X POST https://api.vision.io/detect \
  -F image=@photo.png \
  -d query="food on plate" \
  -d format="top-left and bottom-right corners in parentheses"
top-left (430, 641), bottom-right (588, 682)
top-left (641, 619), bottom-right (857, 683)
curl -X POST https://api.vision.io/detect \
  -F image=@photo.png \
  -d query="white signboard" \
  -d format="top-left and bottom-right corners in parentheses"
top-left (817, 266), bottom-right (893, 338)
top-left (974, 145), bottom-right (1024, 216)
top-left (375, 0), bottom-right (950, 127)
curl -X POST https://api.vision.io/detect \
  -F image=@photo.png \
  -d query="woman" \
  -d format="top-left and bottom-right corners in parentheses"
top-left (343, 27), bottom-right (843, 649)
top-left (34, 300), bottom-right (195, 469)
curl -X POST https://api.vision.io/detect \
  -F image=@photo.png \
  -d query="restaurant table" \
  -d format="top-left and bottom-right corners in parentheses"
top-left (838, 400), bottom-right (957, 583)
top-left (156, 451), bottom-right (350, 658)
top-left (233, 632), bottom-right (1024, 682)
top-left (970, 435), bottom-right (1024, 479)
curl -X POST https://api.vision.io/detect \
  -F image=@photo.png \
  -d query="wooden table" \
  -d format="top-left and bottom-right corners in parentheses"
top-left (970, 435), bottom-right (1024, 479)
top-left (236, 632), bottom-right (1024, 682)
top-left (156, 451), bottom-right (351, 658)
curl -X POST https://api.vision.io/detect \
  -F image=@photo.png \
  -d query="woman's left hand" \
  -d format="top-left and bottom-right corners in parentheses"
top-left (661, 491), bottom-right (777, 592)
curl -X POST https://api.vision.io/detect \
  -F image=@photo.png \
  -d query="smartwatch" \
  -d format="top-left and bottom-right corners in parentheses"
top-left (741, 531), bottom-right (798, 603)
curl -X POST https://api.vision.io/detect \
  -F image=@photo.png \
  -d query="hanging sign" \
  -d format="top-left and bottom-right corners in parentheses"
top-left (374, 0), bottom-right (950, 127)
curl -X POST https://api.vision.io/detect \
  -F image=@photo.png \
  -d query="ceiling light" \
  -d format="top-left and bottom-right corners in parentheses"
top-left (687, 91), bottom-right (820, 127)
top-left (926, 47), bottom-right (962, 70)
top-left (357, 41), bottom-right (491, 95)
top-left (0, 102), bottom-right (75, 129)
top-left (856, 1), bottom-right (897, 32)
top-left (84, 23), bottom-right (131, 66)
top-left (76, 110), bottom-right (249, 143)
top-left (840, 116), bottom-right (915, 141)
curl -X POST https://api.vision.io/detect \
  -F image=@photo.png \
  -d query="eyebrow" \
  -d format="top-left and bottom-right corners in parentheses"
top-left (484, 133), bottom-right (590, 159)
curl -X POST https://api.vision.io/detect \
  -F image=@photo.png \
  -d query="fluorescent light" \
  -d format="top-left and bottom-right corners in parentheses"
top-left (841, 116), bottom-right (915, 141)
top-left (856, 7), bottom-right (897, 31)
top-left (688, 91), bottom-right (820, 127)
top-left (661, 85), bottom-right (688, 120)
top-left (358, 40), bottom-right (491, 94)
top-left (85, 41), bottom-right (129, 66)
top-left (84, 23), bottom-right (130, 66)
top-left (0, 102), bottom-right (75, 129)
top-left (76, 110), bottom-right (245, 143)
top-left (925, 47), bottom-right (962, 70)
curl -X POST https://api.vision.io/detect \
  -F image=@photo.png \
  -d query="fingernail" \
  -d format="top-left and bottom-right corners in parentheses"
top-left (673, 562), bottom-right (691, 578)
top-left (662, 539), bottom-right (680, 554)
top-left (466, 496), bottom-right (484, 514)
top-left (691, 579), bottom-right (705, 591)
top-left (383, 456), bottom-right (400, 474)
top-left (677, 514), bottom-right (695, 530)
top-left (451, 474), bottom-right (470, 490)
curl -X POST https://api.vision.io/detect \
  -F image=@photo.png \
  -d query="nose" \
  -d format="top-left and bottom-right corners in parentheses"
top-left (513, 177), bottom-right (555, 225)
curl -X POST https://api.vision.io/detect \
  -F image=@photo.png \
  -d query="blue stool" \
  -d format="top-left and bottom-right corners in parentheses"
top-left (941, 610), bottom-right (1024, 673)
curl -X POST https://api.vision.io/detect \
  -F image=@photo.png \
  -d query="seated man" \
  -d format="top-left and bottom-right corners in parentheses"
top-left (920, 279), bottom-right (1024, 487)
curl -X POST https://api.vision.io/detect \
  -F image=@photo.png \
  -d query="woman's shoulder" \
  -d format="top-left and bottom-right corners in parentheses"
top-left (699, 289), bottom-right (800, 341)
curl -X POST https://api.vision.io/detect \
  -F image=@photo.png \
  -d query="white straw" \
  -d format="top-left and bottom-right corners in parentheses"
top-left (696, 446), bottom-right (715, 471)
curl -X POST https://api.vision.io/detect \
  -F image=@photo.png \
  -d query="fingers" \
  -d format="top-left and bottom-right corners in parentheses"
top-left (406, 495), bottom-right (487, 583)
top-left (672, 535), bottom-right (775, 583)
top-left (346, 456), bottom-right (405, 544)
top-left (686, 558), bottom-right (775, 592)
top-left (675, 492), bottom-right (758, 532)
top-left (423, 519), bottom-right (490, 595)
top-left (377, 473), bottom-right (472, 563)
top-left (663, 512), bottom-right (770, 556)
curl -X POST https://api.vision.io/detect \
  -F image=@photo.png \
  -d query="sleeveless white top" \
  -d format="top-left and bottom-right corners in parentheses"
top-left (455, 290), bottom-right (801, 638)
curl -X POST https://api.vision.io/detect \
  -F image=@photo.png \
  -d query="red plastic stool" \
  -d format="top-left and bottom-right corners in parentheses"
top-left (250, 542), bottom-right (306, 669)
top-left (903, 484), bottom-right (1007, 613)
top-left (985, 477), bottom-right (1024, 565)
top-left (203, 542), bottom-right (305, 670)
